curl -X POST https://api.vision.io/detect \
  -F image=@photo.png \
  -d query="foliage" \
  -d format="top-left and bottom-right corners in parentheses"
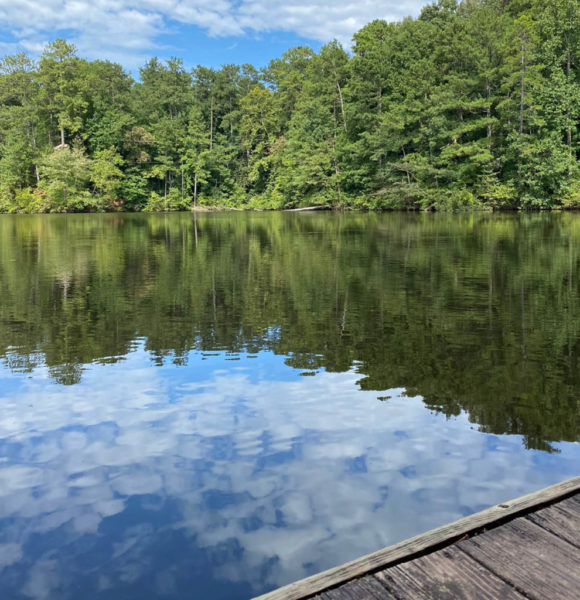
top-left (0, 0), bottom-right (579, 212)
top-left (91, 147), bottom-right (124, 207)
top-left (143, 188), bottom-right (190, 212)
top-left (39, 144), bottom-right (93, 211)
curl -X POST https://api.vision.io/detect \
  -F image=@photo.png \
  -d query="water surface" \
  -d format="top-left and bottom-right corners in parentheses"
top-left (0, 212), bottom-right (578, 599)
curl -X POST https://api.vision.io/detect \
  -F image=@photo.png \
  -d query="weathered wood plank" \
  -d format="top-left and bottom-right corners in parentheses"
top-left (320, 576), bottom-right (394, 600)
top-left (458, 515), bottom-right (580, 600)
top-left (526, 503), bottom-right (580, 548)
top-left (373, 544), bottom-right (526, 600)
top-left (558, 494), bottom-right (580, 515)
top-left (252, 477), bottom-right (580, 600)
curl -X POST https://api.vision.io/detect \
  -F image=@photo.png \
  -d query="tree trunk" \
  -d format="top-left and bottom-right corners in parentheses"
top-left (333, 153), bottom-right (342, 205)
top-left (519, 40), bottom-right (526, 135)
top-left (230, 96), bottom-right (233, 141)
top-left (193, 172), bottom-right (198, 207)
top-left (378, 87), bottom-right (383, 168)
top-left (567, 47), bottom-right (572, 158)
top-left (486, 76), bottom-right (492, 141)
top-left (60, 126), bottom-right (65, 146)
top-left (332, 113), bottom-right (342, 203)
top-left (210, 96), bottom-right (214, 150)
top-left (31, 123), bottom-right (40, 184)
top-left (401, 145), bottom-right (411, 185)
top-left (336, 80), bottom-right (347, 132)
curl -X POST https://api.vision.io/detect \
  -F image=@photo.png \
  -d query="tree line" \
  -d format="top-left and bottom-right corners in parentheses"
top-left (0, 0), bottom-right (579, 213)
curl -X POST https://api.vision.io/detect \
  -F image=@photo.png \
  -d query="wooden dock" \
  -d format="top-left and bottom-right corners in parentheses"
top-left (254, 477), bottom-right (580, 600)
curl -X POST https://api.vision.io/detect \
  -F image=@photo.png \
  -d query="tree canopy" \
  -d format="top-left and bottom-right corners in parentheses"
top-left (1, 0), bottom-right (579, 212)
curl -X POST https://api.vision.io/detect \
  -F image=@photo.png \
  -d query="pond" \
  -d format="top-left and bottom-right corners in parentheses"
top-left (0, 212), bottom-right (578, 600)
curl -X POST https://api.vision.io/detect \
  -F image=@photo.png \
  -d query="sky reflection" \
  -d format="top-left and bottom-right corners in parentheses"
top-left (0, 348), bottom-right (578, 600)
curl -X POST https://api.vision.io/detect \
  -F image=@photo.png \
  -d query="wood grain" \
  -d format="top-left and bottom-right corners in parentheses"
top-left (252, 477), bottom-right (580, 600)
top-left (458, 515), bottom-right (580, 600)
top-left (525, 502), bottom-right (580, 548)
top-left (320, 576), bottom-right (394, 600)
top-left (374, 544), bottom-right (526, 599)
top-left (559, 494), bottom-right (580, 515)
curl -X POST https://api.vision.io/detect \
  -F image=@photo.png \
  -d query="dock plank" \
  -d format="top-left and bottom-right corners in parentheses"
top-left (458, 515), bottom-right (580, 600)
top-left (319, 576), bottom-right (394, 600)
top-left (373, 544), bottom-right (526, 600)
top-left (558, 494), bottom-right (580, 514)
top-left (525, 503), bottom-right (580, 548)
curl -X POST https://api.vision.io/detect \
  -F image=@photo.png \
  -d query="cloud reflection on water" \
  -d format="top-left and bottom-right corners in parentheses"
top-left (0, 349), bottom-right (578, 600)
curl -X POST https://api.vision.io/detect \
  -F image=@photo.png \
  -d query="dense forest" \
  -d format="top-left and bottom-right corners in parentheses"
top-left (0, 0), bottom-right (579, 212)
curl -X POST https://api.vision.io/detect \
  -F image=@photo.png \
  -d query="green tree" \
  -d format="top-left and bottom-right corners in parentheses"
top-left (38, 40), bottom-right (87, 147)
top-left (39, 144), bottom-right (92, 211)
top-left (180, 105), bottom-right (211, 207)
top-left (0, 53), bottom-right (43, 191)
top-left (91, 147), bottom-right (125, 206)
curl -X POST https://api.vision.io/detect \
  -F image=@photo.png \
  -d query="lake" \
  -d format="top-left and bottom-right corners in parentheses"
top-left (0, 212), bottom-right (578, 600)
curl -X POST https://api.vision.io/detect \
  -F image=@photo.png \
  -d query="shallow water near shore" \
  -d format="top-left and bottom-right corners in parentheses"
top-left (0, 212), bottom-right (578, 600)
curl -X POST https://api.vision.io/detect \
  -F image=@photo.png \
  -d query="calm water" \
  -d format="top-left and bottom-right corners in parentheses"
top-left (0, 212), bottom-right (578, 600)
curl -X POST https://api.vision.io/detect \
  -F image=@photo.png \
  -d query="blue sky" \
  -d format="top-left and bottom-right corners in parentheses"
top-left (0, 1), bottom-right (427, 72)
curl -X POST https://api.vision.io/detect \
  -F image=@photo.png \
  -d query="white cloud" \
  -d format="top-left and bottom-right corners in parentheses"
top-left (236, 0), bottom-right (423, 44)
top-left (0, 0), bottom-right (426, 66)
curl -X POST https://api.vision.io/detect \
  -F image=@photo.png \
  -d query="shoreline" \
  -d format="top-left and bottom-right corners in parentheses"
top-left (2, 205), bottom-right (579, 216)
